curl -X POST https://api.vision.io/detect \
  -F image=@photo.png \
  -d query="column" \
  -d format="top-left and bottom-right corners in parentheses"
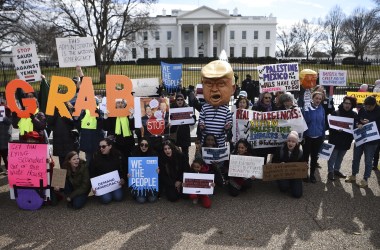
top-left (177, 24), bottom-right (182, 57)
top-left (209, 24), bottom-right (214, 57)
top-left (224, 24), bottom-right (229, 56)
top-left (193, 24), bottom-right (198, 57)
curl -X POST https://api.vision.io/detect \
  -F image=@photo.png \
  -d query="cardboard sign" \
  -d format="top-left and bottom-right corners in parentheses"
top-left (182, 173), bottom-right (214, 195)
top-left (201, 145), bottom-right (230, 164)
top-left (90, 170), bottom-right (121, 196)
top-left (56, 37), bottom-right (96, 67)
top-left (128, 157), bottom-right (159, 196)
top-left (257, 63), bottom-right (299, 92)
top-left (12, 44), bottom-right (42, 82)
top-left (318, 142), bottom-right (335, 160)
top-left (161, 62), bottom-right (182, 93)
top-left (228, 155), bottom-right (264, 179)
top-left (132, 78), bottom-right (160, 97)
top-left (319, 70), bottom-right (347, 86)
top-left (263, 162), bottom-right (308, 181)
top-left (328, 115), bottom-right (354, 134)
top-left (346, 92), bottom-right (380, 105)
top-left (136, 97), bottom-right (170, 136)
top-left (8, 143), bottom-right (49, 188)
top-left (51, 168), bottom-right (67, 188)
top-left (353, 122), bottom-right (380, 147)
top-left (169, 107), bottom-right (194, 125)
top-left (0, 106), bottom-right (5, 122)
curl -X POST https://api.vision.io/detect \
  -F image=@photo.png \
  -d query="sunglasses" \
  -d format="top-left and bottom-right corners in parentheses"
top-left (140, 143), bottom-right (149, 148)
top-left (99, 145), bottom-right (108, 149)
top-left (264, 97), bottom-right (272, 99)
top-left (176, 99), bottom-right (184, 101)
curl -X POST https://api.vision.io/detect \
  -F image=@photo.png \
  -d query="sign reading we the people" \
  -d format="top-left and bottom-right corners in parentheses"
top-left (263, 162), bottom-right (308, 181)
top-left (318, 142), bottom-right (335, 160)
top-left (182, 173), bottom-right (214, 195)
top-left (353, 122), bottom-right (380, 147)
top-left (128, 157), bottom-right (159, 196)
top-left (319, 70), bottom-right (347, 86)
top-left (90, 170), bottom-right (121, 196)
top-left (257, 63), bottom-right (299, 92)
top-left (228, 155), bottom-right (264, 179)
top-left (161, 62), bottom-right (182, 93)
top-left (8, 143), bottom-right (49, 188)
top-left (56, 37), bottom-right (95, 67)
top-left (12, 44), bottom-right (41, 82)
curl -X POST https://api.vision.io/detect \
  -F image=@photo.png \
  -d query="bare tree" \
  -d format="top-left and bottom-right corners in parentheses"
top-left (276, 26), bottom-right (297, 58)
top-left (292, 19), bottom-right (324, 60)
top-left (341, 7), bottom-right (380, 61)
top-left (29, 0), bottom-right (157, 83)
top-left (323, 5), bottom-right (346, 63)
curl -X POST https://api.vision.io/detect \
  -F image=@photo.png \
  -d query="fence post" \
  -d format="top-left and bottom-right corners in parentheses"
top-left (362, 64), bottom-right (367, 83)
top-left (1, 61), bottom-right (6, 87)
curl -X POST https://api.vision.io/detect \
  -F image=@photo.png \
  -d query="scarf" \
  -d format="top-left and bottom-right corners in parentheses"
top-left (18, 108), bottom-right (38, 135)
top-left (115, 117), bottom-right (131, 137)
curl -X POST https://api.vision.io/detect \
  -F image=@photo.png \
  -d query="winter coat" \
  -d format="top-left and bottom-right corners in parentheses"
top-left (66, 161), bottom-right (91, 199)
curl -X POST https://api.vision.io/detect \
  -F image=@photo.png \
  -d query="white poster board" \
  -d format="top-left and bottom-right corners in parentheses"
top-left (319, 70), bottom-right (347, 86)
top-left (182, 173), bottom-right (214, 195)
top-left (90, 170), bottom-right (121, 196)
top-left (328, 115), bottom-right (354, 134)
top-left (201, 145), bottom-right (230, 164)
top-left (132, 78), bottom-right (160, 97)
top-left (169, 107), bottom-right (194, 125)
top-left (318, 142), bottom-right (335, 160)
top-left (56, 37), bottom-right (96, 67)
top-left (353, 122), bottom-right (380, 147)
top-left (0, 106), bottom-right (5, 122)
top-left (12, 44), bottom-right (41, 82)
top-left (257, 63), bottom-right (299, 92)
top-left (228, 155), bottom-right (264, 179)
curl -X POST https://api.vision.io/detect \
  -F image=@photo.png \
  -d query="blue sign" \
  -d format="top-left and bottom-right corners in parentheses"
top-left (161, 62), bottom-right (182, 93)
top-left (128, 157), bottom-right (159, 196)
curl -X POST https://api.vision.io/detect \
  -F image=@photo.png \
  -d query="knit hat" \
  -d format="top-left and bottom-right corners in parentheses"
top-left (239, 91), bottom-right (248, 98)
top-left (176, 93), bottom-right (184, 99)
top-left (287, 131), bottom-right (299, 141)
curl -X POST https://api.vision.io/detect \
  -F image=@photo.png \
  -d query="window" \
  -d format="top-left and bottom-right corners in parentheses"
top-left (213, 47), bottom-right (217, 57)
top-left (242, 31), bottom-right (246, 39)
top-left (168, 47), bottom-right (172, 58)
top-left (144, 48), bottom-right (149, 58)
top-left (213, 31), bottom-right (217, 40)
top-left (242, 47), bottom-right (246, 58)
top-left (132, 48), bottom-right (137, 59)
top-left (230, 30), bottom-right (235, 40)
top-left (266, 31), bottom-right (270, 39)
top-left (155, 48), bottom-right (160, 58)
top-left (230, 47), bottom-right (234, 58)
top-left (185, 47), bottom-right (189, 57)
top-left (167, 31), bottom-right (172, 40)
top-left (143, 31), bottom-right (148, 41)
top-left (265, 47), bottom-right (270, 56)
top-left (254, 31), bottom-right (258, 39)
top-left (184, 31), bottom-right (189, 40)
top-left (155, 31), bottom-right (160, 40)
top-left (198, 31), bottom-right (203, 41)
top-left (253, 47), bottom-right (258, 58)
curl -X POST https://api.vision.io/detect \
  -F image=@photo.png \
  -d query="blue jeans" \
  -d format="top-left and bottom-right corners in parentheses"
top-left (136, 195), bottom-right (158, 204)
top-left (327, 148), bottom-right (347, 173)
top-left (98, 187), bottom-right (124, 204)
top-left (64, 180), bottom-right (88, 209)
top-left (352, 143), bottom-right (378, 179)
top-left (277, 179), bottom-right (303, 198)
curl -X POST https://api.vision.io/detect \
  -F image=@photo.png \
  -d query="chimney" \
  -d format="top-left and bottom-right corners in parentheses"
top-left (233, 8), bottom-right (238, 16)
top-left (162, 9), bottom-right (166, 16)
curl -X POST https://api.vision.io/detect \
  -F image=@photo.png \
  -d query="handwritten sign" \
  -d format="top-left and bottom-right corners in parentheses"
top-left (319, 70), bottom-right (347, 86)
top-left (182, 173), bottom-right (214, 195)
top-left (353, 122), bottom-right (380, 147)
top-left (0, 106), bottom-right (5, 122)
top-left (161, 62), bottom-right (182, 93)
top-left (169, 107), bottom-right (194, 125)
top-left (257, 63), bottom-right (299, 92)
top-left (90, 170), bottom-right (120, 196)
top-left (8, 143), bottom-right (48, 188)
top-left (131, 78), bottom-right (160, 97)
top-left (201, 145), bottom-right (230, 164)
top-left (128, 157), bottom-right (158, 196)
top-left (56, 37), bottom-right (95, 67)
top-left (51, 168), bottom-right (67, 188)
top-left (318, 142), bottom-right (335, 160)
top-left (346, 92), bottom-right (380, 105)
top-left (328, 115), bottom-right (354, 134)
top-left (228, 155), bottom-right (264, 179)
top-left (263, 162), bottom-right (308, 181)
top-left (12, 44), bottom-right (41, 82)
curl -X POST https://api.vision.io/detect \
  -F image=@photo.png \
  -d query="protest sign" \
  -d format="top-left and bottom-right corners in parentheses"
top-left (201, 144), bottom-right (230, 164)
top-left (136, 97), bottom-right (170, 136)
top-left (161, 62), bottom-right (182, 93)
top-left (169, 107), bottom-right (194, 125)
top-left (8, 143), bottom-right (49, 188)
top-left (328, 115), bottom-right (354, 134)
top-left (12, 44), bottom-right (41, 82)
top-left (257, 63), bottom-right (299, 92)
top-left (346, 92), bottom-right (380, 105)
top-left (319, 70), bottom-right (347, 86)
top-left (318, 142), bottom-right (335, 160)
top-left (0, 106), bottom-right (5, 122)
top-left (182, 173), bottom-right (214, 195)
top-left (90, 170), bottom-right (121, 196)
top-left (196, 84), bottom-right (204, 99)
top-left (128, 157), bottom-right (159, 196)
top-left (56, 37), bottom-right (95, 67)
top-left (131, 78), bottom-right (160, 97)
top-left (228, 155), bottom-right (264, 179)
top-left (263, 162), bottom-right (308, 181)
top-left (353, 122), bottom-right (380, 147)
top-left (232, 108), bottom-right (307, 148)
top-left (51, 168), bottom-right (67, 188)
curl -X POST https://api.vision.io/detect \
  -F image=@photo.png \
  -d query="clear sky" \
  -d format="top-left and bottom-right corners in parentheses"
top-left (150, 0), bottom-right (376, 26)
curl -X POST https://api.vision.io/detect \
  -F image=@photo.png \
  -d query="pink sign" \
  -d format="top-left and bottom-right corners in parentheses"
top-left (8, 143), bottom-right (48, 188)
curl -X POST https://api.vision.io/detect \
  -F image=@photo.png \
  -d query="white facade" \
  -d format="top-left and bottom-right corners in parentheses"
top-left (125, 6), bottom-right (277, 60)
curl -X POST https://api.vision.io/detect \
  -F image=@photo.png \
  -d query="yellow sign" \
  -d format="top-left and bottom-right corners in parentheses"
top-left (346, 92), bottom-right (380, 104)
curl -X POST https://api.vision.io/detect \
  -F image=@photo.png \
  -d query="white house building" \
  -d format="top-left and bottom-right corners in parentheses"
top-left (125, 6), bottom-right (277, 60)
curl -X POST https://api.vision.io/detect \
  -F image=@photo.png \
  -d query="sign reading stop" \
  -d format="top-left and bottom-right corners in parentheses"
top-left (147, 118), bottom-right (165, 135)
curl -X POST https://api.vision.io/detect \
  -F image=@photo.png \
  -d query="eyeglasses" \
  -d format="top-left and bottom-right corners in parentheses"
top-left (99, 145), bottom-right (108, 149)
top-left (140, 143), bottom-right (148, 148)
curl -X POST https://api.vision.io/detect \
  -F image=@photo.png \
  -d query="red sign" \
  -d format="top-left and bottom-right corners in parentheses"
top-left (147, 118), bottom-right (165, 135)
